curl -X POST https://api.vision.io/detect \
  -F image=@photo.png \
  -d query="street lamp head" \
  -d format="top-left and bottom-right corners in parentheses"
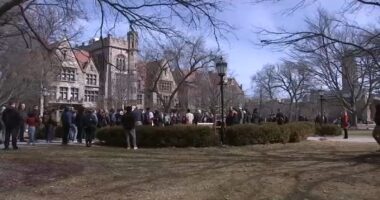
top-left (215, 56), bottom-right (227, 76)
top-left (42, 87), bottom-right (49, 97)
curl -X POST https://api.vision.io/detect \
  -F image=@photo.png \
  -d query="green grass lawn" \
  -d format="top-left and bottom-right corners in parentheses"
top-left (0, 142), bottom-right (379, 200)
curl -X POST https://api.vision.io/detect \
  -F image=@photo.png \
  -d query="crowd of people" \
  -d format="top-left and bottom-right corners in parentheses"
top-left (1, 100), bottom-right (380, 149)
top-left (225, 107), bottom-right (288, 126)
top-left (0, 100), bottom-right (218, 150)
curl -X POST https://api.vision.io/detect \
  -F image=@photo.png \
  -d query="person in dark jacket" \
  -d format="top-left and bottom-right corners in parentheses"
top-left (122, 106), bottom-right (137, 150)
top-left (373, 104), bottom-right (380, 147)
top-left (2, 101), bottom-right (22, 150)
top-left (276, 109), bottom-right (285, 125)
top-left (83, 109), bottom-right (98, 147)
top-left (43, 109), bottom-right (57, 143)
top-left (61, 107), bottom-right (73, 145)
top-left (132, 106), bottom-right (143, 126)
top-left (18, 103), bottom-right (27, 142)
top-left (75, 107), bottom-right (85, 143)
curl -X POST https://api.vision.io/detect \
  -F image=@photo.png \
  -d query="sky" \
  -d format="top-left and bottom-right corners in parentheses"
top-left (78, 0), bottom-right (378, 96)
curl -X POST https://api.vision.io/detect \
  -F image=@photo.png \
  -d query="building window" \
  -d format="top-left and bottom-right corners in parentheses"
top-left (163, 95), bottom-right (169, 104)
top-left (49, 87), bottom-right (57, 100)
top-left (62, 50), bottom-right (67, 59)
top-left (59, 87), bottom-right (68, 100)
top-left (159, 81), bottom-right (172, 92)
top-left (137, 80), bottom-right (141, 90)
top-left (97, 54), bottom-right (104, 68)
top-left (86, 74), bottom-right (97, 85)
top-left (137, 94), bottom-right (143, 105)
top-left (85, 90), bottom-right (98, 102)
top-left (116, 54), bottom-right (126, 71)
top-left (60, 68), bottom-right (76, 81)
top-left (70, 88), bottom-right (79, 101)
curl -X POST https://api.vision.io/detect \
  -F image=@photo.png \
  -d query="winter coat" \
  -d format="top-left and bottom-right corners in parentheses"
top-left (122, 112), bottom-right (135, 130)
top-left (84, 113), bottom-right (98, 128)
top-left (2, 107), bottom-right (22, 130)
top-left (61, 109), bottom-right (73, 127)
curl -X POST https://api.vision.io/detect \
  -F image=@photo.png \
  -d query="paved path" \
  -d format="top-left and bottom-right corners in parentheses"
top-left (1, 140), bottom-right (88, 148)
top-left (308, 136), bottom-right (376, 143)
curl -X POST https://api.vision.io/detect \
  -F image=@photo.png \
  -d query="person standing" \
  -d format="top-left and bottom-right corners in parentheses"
top-left (18, 103), bottom-right (27, 142)
top-left (83, 109), bottom-right (98, 147)
top-left (144, 108), bottom-right (153, 126)
top-left (373, 104), bottom-right (380, 147)
top-left (251, 108), bottom-right (259, 124)
top-left (193, 110), bottom-right (201, 125)
top-left (122, 106), bottom-right (137, 150)
top-left (276, 109), bottom-right (285, 125)
top-left (2, 101), bottom-right (22, 150)
top-left (341, 110), bottom-right (350, 139)
top-left (75, 107), bottom-right (85, 144)
top-left (43, 110), bottom-right (57, 143)
top-left (69, 109), bottom-right (78, 143)
top-left (109, 108), bottom-right (116, 126)
top-left (26, 112), bottom-right (40, 145)
top-left (132, 106), bottom-right (143, 126)
top-left (61, 107), bottom-right (73, 145)
top-left (0, 105), bottom-right (6, 144)
top-left (185, 109), bottom-right (194, 125)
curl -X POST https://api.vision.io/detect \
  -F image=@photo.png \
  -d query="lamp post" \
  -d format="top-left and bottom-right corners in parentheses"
top-left (318, 90), bottom-right (325, 124)
top-left (39, 87), bottom-right (49, 117)
top-left (215, 57), bottom-right (227, 145)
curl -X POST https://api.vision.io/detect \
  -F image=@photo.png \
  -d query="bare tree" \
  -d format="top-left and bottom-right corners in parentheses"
top-left (273, 60), bottom-right (311, 121)
top-left (0, 36), bottom-right (59, 105)
top-left (1, 0), bottom-right (230, 50)
top-left (251, 64), bottom-right (278, 100)
top-left (142, 37), bottom-right (218, 113)
top-left (282, 11), bottom-right (380, 126)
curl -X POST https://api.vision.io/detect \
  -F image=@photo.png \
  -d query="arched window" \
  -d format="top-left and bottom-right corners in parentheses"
top-left (116, 54), bottom-right (126, 71)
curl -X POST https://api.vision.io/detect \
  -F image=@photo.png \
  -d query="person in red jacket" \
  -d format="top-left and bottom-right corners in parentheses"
top-left (341, 110), bottom-right (349, 139)
top-left (26, 112), bottom-right (40, 145)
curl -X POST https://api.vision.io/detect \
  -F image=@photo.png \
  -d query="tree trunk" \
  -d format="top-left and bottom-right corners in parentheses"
top-left (288, 102), bottom-right (293, 122)
top-left (351, 109), bottom-right (358, 128)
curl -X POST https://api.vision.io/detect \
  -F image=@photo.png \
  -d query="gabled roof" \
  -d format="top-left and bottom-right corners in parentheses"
top-left (73, 49), bottom-right (91, 70)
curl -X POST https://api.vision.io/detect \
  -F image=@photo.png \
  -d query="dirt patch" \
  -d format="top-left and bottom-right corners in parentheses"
top-left (0, 158), bottom-right (83, 192)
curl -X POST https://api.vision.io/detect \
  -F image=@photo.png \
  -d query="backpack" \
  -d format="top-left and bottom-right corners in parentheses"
top-left (85, 114), bottom-right (97, 127)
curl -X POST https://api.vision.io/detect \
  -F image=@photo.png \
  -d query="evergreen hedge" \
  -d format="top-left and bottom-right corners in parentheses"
top-left (96, 125), bottom-right (219, 147)
top-left (225, 122), bottom-right (315, 146)
top-left (315, 124), bottom-right (342, 136)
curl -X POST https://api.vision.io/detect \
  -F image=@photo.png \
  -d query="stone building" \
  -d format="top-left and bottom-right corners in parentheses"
top-left (177, 70), bottom-right (245, 113)
top-left (46, 40), bottom-right (100, 109)
top-left (137, 60), bottom-right (178, 110)
top-left (80, 30), bottom-right (140, 109)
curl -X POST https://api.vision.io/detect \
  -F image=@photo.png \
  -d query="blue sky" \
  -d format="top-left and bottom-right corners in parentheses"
top-left (77, 0), bottom-right (377, 96)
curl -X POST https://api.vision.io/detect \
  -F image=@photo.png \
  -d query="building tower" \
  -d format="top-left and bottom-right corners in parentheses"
top-left (126, 28), bottom-right (139, 105)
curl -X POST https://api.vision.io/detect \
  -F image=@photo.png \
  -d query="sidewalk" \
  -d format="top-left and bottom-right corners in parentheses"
top-left (307, 136), bottom-right (376, 143)
top-left (1, 140), bottom-right (86, 147)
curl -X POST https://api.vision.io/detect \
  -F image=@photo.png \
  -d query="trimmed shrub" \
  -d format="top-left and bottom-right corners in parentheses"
top-left (96, 125), bottom-right (219, 148)
top-left (282, 122), bottom-right (315, 143)
top-left (315, 124), bottom-right (342, 136)
top-left (225, 122), bottom-right (314, 146)
top-left (225, 124), bottom-right (261, 145)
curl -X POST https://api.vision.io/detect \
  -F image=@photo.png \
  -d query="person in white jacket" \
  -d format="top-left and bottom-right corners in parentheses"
top-left (185, 109), bottom-right (194, 125)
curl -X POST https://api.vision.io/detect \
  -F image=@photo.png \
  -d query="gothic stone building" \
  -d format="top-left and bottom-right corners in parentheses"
top-left (80, 31), bottom-right (140, 110)
top-left (46, 40), bottom-right (100, 110)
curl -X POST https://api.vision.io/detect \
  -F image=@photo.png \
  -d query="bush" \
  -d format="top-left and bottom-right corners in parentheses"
top-left (96, 125), bottom-right (219, 148)
top-left (315, 124), bottom-right (342, 136)
top-left (282, 122), bottom-right (315, 143)
top-left (225, 122), bottom-right (314, 146)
